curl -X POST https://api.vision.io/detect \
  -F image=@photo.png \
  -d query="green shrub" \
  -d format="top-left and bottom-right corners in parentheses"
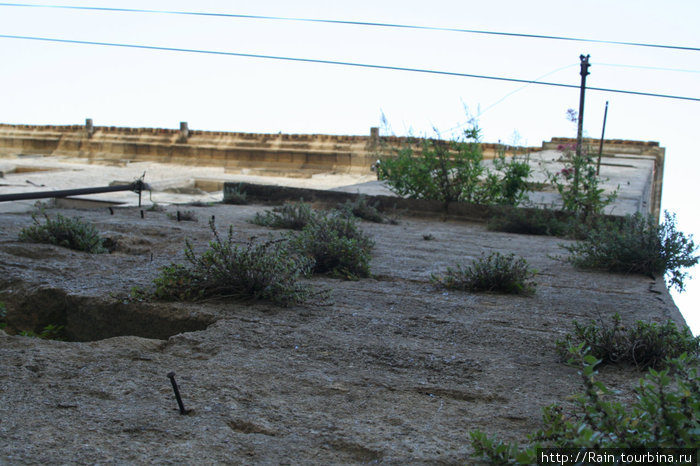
top-left (376, 128), bottom-right (531, 208)
top-left (564, 211), bottom-right (699, 292)
top-left (481, 149), bottom-right (532, 206)
top-left (18, 323), bottom-right (67, 340)
top-left (223, 183), bottom-right (248, 205)
top-left (547, 143), bottom-right (618, 219)
top-left (151, 219), bottom-right (314, 306)
top-left (556, 313), bottom-right (699, 370)
top-left (251, 201), bottom-right (317, 230)
top-left (431, 252), bottom-right (536, 295)
top-left (289, 213), bottom-right (374, 279)
top-left (470, 349), bottom-right (700, 464)
top-left (0, 302), bottom-right (6, 330)
top-left (19, 213), bottom-right (107, 253)
top-left (487, 207), bottom-right (575, 237)
top-left (336, 194), bottom-right (385, 223)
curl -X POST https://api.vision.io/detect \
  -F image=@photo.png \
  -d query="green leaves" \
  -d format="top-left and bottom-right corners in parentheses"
top-left (470, 348), bottom-right (700, 463)
top-left (250, 201), bottom-right (317, 230)
top-left (556, 313), bottom-right (699, 370)
top-left (151, 218), bottom-right (314, 306)
top-left (289, 213), bottom-right (375, 280)
top-left (548, 145), bottom-right (617, 219)
top-left (431, 252), bottom-right (537, 295)
top-left (564, 211), bottom-right (699, 292)
top-left (19, 212), bottom-right (107, 253)
top-left (376, 128), bottom-right (531, 207)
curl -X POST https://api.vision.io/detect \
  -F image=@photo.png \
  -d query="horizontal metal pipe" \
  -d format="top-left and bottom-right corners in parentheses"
top-left (0, 181), bottom-right (143, 203)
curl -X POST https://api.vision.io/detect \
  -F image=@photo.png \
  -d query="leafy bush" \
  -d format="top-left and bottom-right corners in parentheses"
top-left (431, 252), bottom-right (536, 295)
top-left (376, 128), bottom-right (532, 208)
top-left (251, 201), bottom-right (317, 230)
top-left (336, 194), bottom-right (385, 223)
top-left (488, 207), bottom-right (575, 237)
top-left (481, 149), bottom-right (532, 206)
top-left (289, 213), bottom-right (375, 279)
top-left (556, 313), bottom-right (699, 370)
top-left (377, 128), bottom-right (485, 205)
top-left (564, 211), bottom-right (699, 292)
top-left (470, 349), bottom-right (700, 464)
top-left (19, 213), bottom-right (107, 253)
top-left (223, 183), bottom-right (248, 205)
top-left (151, 219), bottom-right (314, 306)
top-left (548, 143), bottom-right (617, 219)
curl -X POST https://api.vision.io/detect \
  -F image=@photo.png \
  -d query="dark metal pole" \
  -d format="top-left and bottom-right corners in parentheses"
top-left (0, 181), bottom-right (143, 203)
top-left (574, 54), bottom-right (591, 200)
top-left (596, 101), bottom-right (609, 175)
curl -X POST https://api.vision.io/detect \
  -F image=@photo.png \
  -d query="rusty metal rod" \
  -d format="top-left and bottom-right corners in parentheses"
top-left (0, 180), bottom-right (144, 203)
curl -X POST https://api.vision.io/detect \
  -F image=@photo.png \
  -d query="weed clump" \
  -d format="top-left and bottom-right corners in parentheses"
top-left (168, 210), bottom-right (197, 222)
top-left (431, 252), bottom-right (536, 295)
top-left (564, 211), bottom-right (699, 292)
top-left (251, 201), bottom-right (317, 230)
top-left (470, 349), bottom-right (700, 464)
top-left (289, 213), bottom-right (374, 279)
top-left (19, 324), bottom-right (67, 341)
top-left (336, 194), bottom-right (386, 223)
top-left (556, 313), bottom-right (699, 370)
top-left (151, 219), bottom-right (314, 306)
top-left (19, 213), bottom-right (107, 253)
top-left (223, 183), bottom-right (248, 205)
top-left (488, 207), bottom-right (578, 237)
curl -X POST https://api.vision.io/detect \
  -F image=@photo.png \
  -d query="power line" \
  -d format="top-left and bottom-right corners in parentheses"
top-left (1, 2), bottom-right (698, 53)
top-left (1, 34), bottom-right (698, 103)
top-left (597, 63), bottom-right (700, 74)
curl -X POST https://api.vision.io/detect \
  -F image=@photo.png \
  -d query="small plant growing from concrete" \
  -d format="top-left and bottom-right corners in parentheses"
top-left (431, 252), bottom-right (536, 295)
top-left (19, 212), bottom-right (107, 254)
top-left (487, 206), bottom-right (581, 238)
top-left (470, 348), bottom-right (700, 464)
top-left (547, 143), bottom-right (617, 220)
top-left (564, 211), bottom-right (699, 292)
top-left (336, 194), bottom-right (386, 223)
top-left (150, 218), bottom-right (315, 306)
top-left (222, 183), bottom-right (248, 205)
top-left (19, 323), bottom-right (67, 341)
top-left (376, 126), bottom-right (532, 209)
top-left (555, 313), bottom-right (699, 370)
top-left (289, 213), bottom-right (375, 280)
top-left (251, 201), bottom-right (317, 230)
top-left (168, 210), bottom-right (198, 222)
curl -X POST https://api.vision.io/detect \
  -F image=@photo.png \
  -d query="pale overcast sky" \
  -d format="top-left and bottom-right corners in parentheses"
top-left (1, 0), bottom-right (698, 332)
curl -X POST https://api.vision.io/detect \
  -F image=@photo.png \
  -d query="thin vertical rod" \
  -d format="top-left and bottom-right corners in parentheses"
top-left (596, 101), bottom-right (609, 175)
top-left (574, 54), bottom-right (591, 200)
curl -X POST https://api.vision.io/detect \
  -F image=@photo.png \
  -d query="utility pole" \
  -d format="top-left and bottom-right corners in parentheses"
top-left (573, 54), bottom-right (591, 200)
top-left (596, 101), bottom-right (609, 175)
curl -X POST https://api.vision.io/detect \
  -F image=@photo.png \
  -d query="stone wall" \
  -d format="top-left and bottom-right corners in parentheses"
top-left (0, 123), bottom-right (665, 219)
top-left (0, 123), bottom-right (531, 175)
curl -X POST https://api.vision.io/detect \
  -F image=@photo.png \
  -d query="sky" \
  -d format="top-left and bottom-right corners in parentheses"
top-left (0, 0), bottom-right (698, 332)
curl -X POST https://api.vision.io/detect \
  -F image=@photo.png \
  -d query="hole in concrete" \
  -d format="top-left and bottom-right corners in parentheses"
top-left (0, 288), bottom-right (215, 342)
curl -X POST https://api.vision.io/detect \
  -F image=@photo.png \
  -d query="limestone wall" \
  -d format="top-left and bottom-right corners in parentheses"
top-left (0, 123), bottom-right (529, 175)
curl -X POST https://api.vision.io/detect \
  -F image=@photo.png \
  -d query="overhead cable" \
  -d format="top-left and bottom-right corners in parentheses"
top-left (0, 2), bottom-right (698, 52)
top-left (1, 34), bottom-right (698, 102)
